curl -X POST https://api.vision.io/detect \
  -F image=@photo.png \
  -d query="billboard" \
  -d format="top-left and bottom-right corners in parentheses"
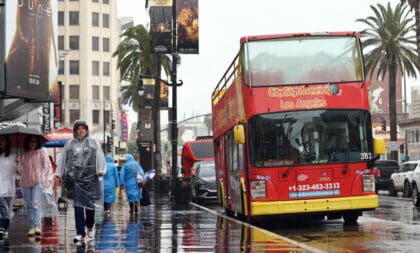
top-left (176, 0), bottom-right (199, 54)
top-left (0, 1), bottom-right (5, 93)
top-left (4, 0), bottom-right (58, 101)
top-left (149, 0), bottom-right (172, 52)
top-left (143, 78), bottom-right (169, 109)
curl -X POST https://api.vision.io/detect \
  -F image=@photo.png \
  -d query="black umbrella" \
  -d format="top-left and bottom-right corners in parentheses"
top-left (0, 125), bottom-right (47, 153)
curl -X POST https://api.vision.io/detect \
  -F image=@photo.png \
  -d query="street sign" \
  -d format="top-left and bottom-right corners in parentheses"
top-left (386, 141), bottom-right (400, 151)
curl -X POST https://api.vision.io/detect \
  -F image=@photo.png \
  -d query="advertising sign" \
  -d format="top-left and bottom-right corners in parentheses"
top-left (4, 0), bottom-right (58, 101)
top-left (143, 78), bottom-right (169, 109)
top-left (176, 0), bottom-right (199, 54)
top-left (150, 0), bottom-right (172, 52)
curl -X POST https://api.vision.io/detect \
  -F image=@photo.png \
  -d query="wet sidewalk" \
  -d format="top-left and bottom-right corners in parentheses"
top-left (3, 192), bottom-right (323, 252)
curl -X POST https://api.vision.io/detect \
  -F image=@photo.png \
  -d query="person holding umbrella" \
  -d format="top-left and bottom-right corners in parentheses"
top-left (56, 119), bottom-right (105, 244)
top-left (0, 135), bottom-right (17, 240)
top-left (16, 134), bottom-right (53, 237)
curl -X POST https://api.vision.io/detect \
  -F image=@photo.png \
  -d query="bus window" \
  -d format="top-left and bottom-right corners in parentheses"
top-left (249, 110), bottom-right (373, 167)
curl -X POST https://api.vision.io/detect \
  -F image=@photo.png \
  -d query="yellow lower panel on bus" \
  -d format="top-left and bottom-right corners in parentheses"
top-left (251, 195), bottom-right (378, 216)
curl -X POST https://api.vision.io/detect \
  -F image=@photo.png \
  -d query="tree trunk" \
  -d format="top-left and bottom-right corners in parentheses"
top-left (416, 1), bottom-right (420, 65)
top-left (389, 60), bottom-right (398, 160)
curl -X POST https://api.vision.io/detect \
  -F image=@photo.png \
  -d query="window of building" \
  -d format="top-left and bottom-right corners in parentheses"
top-left (92, 85), bottom-right (100, 100)
top-left (102, 13), bottom-right (109, 28)
top-left (92, 36), bottom-right (99, 51)
top-left (103, 86), bottom-right (110, 101)
top-left (69, 36), bottom-right (79, 50)
top-left (103, 0), bottom-right (109, 4)
top-left (69, 0), bottom-right (79, 1)
top-left (69, 110), bottom-right (80, 124)
top-left (69, 85), bottom-right (79, 99)
top-left (58, 11), bottom-right (64, 26)
top-left (92, 61), bottom-right (99, 75)
top-left (92, 0), bottom-right (99, 2)
top-left (103, 38), bottom-right (110, 52)
top-left (103, 62), bottom-right (110, 76)
top-left (92, 12), bottom-right (99, 27)
top-left (59, 60), bottom-right (65, 75)
top-left (69, 60), bottom-right (79, 74)
top-left (58, 36), bottom-right (64, 50)
top-left (69, 11), bottom-right (79, 25)
top-left (93, 110), bottom-right (100, 124)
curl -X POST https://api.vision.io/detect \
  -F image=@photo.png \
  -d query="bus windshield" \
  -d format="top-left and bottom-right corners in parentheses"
top-left (243, 36), bottom-right (363, 86)
top-left (248, 110), bottom-right (373, 167)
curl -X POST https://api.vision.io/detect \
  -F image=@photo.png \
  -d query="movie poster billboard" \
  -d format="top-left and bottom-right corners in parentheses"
top-left (4, 0), bottom-right (58, 101)
top-left (0, 2), bottom-right (5, 94)
top-left (150, 0), bottom-right (172, 52)
top-left (176, 0), bottom-right (199, 54)
top-left (143, 78), bottom-right (169, 109)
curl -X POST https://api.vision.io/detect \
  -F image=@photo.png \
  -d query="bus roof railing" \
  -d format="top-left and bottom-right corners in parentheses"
top-left (212, 53), bottom-right (239, 104)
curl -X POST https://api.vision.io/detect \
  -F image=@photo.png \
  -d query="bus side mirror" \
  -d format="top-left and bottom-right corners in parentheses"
top-left (373, 138), bottom-right (385, 155)
top-left (234, 125), bottom-right (245, 144)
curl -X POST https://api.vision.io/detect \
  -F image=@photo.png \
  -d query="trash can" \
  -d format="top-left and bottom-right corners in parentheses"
top-left (174, 177), bottom-right (192, 204)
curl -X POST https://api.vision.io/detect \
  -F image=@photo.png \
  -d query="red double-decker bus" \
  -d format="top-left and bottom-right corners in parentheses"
top-left (211, 31), bottom-right (385, 225)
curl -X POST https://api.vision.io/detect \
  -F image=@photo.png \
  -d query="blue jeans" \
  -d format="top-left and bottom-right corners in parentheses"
top-left (23, 184), bottom-right (42, 228)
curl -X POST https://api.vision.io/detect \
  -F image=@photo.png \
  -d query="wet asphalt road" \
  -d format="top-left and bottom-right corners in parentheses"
top-left (2, 193), bottom-right (321, 253)
top-left (264, 192), bottom-right (420, 253)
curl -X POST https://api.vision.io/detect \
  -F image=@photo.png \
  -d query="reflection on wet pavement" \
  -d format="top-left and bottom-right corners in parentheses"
top-left (3, 194), bottom-right (318, 252)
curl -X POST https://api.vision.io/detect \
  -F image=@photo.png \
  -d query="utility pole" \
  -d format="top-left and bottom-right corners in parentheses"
top-left (170, 0), bottom-right (179, 199)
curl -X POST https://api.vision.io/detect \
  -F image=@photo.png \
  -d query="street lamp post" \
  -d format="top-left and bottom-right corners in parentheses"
top-left (170, 0), bottom-right (178, 200)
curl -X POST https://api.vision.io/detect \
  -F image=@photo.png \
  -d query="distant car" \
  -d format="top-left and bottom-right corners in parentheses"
top-left (374, 160), bottom-right (400, 194)
top-left (405, 161), bottom-right (420, 207)
top-left (390, 160), bottom-right (420, 198)
top-left (191, 161), bottom-right (217, 204)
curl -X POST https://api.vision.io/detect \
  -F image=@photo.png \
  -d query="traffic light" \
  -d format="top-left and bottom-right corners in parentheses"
top-left (381, 119), bottom-right (386, 131)
top-left (400, 144), bottom-right (404, 153)
top-left (107, 136), bottom-right (112, 153)
top-left (111, 120), bottom-right (115, 130)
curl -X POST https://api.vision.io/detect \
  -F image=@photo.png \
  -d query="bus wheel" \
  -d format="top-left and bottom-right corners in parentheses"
top-left (343, 212), bottom-right (359, 226)
top-left (412, 185), bottom-right (420, 207)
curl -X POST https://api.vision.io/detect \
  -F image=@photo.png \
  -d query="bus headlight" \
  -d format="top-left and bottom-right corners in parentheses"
top-left (250, 180), bottom-right (266, 199)
top-left (362, 174), bottom-right (375, 192)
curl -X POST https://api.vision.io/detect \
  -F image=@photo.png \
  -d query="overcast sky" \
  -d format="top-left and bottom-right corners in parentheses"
top-left (118, 0), bottom-right (408, 124)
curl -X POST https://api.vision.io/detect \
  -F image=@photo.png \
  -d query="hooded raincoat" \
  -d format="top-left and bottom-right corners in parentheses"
top-left (104, 155), bottom-right (119, 204)
top-left (57, 120), bottom-right (105, 209)
top-left (119, 154), bottom-right (144, 202)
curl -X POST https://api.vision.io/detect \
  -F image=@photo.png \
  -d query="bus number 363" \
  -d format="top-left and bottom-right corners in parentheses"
top-left (360, 152), bottom-right (373, 160)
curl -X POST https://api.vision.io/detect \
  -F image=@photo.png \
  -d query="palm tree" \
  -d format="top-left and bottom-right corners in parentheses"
top-left (113, 24), bottom-right (171, 175)
top-left (357, 2), bottom-right (420, 160)
top-left (401, 0), bottom-right (420, 64)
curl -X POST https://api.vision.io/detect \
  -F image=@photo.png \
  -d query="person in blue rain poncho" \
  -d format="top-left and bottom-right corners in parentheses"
top-left (119, 154), bottom-right (144, 214)
top-left (104, 155), bottom-right (119, 214)
top-left (56, 119), bottom-right (105, 243)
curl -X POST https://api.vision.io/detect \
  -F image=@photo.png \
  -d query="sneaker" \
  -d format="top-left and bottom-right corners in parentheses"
top-left (4, 231), bottom-right (8, 239)
top-left (86, 227), bottom-right (95, 240)
top-left (34, 226), bottom-right (42, 236)
top-left (0, 229), bottom-right (4, 240)
top-left (27, 227), bottom-right (35, 237)
top-left (73, 234), bottom-right (84, 243)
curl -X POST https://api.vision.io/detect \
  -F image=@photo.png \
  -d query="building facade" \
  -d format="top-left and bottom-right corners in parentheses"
top-left (57, 0), bottom-right (120, 150)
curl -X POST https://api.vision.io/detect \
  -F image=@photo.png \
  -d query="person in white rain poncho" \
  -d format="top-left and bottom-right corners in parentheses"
top-left (0, 135), bottom-right (17, 240)
top-left (56, 120), bottom-right (105, 243)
